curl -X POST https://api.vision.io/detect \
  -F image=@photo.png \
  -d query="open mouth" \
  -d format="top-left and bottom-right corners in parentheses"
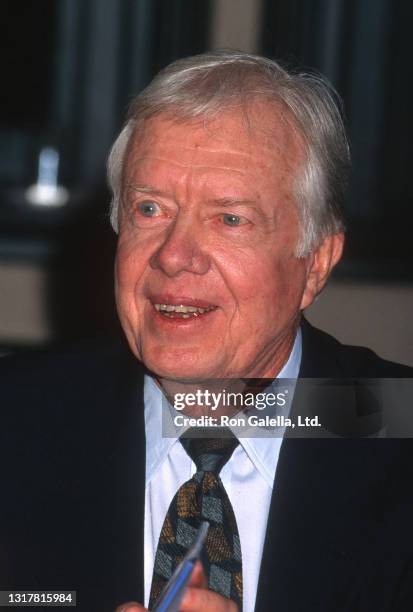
top-left (153, 303), bottom-right (217, 319)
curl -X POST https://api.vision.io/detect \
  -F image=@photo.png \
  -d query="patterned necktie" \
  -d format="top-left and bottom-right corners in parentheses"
top-left (149, 428), bottom-right (243, 610)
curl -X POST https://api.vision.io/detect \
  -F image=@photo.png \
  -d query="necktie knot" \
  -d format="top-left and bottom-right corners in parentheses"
top-left (180, 428), bottom-right (239, 474)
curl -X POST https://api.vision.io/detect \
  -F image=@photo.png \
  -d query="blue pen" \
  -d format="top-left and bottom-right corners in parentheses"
top-left (152, 522), bottom-right (209, 612)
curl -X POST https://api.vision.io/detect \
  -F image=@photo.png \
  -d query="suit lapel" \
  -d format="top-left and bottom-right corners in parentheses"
top-left (109, 375), bottom-right (146, 607)
top-left (72, 342), bottom-right (147, 611)
top-left (254, 437), bottom-right (383, 611)
top-left (255, 319), bottom-right (382, 611)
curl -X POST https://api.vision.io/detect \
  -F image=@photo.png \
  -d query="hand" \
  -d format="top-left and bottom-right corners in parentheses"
top-left (115, 561), bottom-right (238, 612)
top-left (179, 561), bottom-right (238, 611)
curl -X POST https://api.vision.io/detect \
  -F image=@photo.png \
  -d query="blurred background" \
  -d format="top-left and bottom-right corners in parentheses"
top-left (0, 0), bottom-right (412, 364)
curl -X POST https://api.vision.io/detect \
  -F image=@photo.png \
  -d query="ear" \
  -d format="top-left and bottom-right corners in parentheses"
top-left (300, 233), bottom-right (344, 310)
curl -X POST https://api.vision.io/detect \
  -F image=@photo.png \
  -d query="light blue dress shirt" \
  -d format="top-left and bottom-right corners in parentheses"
top-left (143, 328), bottom-right (302, 611)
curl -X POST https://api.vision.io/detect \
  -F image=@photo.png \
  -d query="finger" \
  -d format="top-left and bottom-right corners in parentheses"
top-left (115, 602), bottom-right (146, 612)
top-left (180, 587), bottom-right (238, 612)
top-left (188, 560), bottom-right (208, 589)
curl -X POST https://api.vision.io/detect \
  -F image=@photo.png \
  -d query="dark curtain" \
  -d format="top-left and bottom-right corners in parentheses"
top-left (261, 0), bottom-right (413, 278)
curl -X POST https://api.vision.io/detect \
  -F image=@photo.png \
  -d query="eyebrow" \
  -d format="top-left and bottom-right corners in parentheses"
top-left (210, 197), bottom-right (261, 211)
top-left (125, 186), bottom-right (262, 212)
top-left (212, 197), bottom-right (255, 205)
top-left (125, 184), bottom-right (168, 197)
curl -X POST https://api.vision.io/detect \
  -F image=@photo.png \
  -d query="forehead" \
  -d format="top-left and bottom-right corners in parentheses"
top-left (123, 102), bottom-right (305, 194)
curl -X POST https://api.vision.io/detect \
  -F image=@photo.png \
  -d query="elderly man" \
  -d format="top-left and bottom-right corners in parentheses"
top-left (1, 51), bottom-right (413, 612)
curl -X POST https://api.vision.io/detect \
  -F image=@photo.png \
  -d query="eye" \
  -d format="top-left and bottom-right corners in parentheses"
top-left (137, 200), bottom-right (161, 217)
top-left (222, 213), bottom-right (249, 226)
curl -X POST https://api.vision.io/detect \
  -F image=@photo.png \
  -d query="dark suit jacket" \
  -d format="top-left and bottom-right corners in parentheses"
top-left (1, 320), bottom-right (413, 611)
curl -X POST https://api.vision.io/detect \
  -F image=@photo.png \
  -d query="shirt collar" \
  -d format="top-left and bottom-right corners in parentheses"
top-left (144, 328), bottom-right (302, 487)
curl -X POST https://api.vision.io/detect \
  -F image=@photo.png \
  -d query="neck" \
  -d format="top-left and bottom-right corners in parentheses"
top-left (153, 320), bottom-right (299, 418)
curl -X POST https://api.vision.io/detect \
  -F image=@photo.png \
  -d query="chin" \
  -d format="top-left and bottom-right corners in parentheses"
top-left (142, 350), bottom-right (218, 381)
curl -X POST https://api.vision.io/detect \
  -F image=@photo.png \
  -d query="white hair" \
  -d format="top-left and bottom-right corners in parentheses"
top-left (107, 50), bottom-right (349, 256)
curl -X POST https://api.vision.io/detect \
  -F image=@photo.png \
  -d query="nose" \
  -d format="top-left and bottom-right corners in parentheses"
top-left (149, 216), bottom-right (210, 277)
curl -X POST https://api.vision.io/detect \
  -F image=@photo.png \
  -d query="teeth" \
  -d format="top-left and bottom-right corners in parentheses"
top-left (154, 303), bottom-right (215, 315)
top-left (174, 305), bottom-right (196, 313)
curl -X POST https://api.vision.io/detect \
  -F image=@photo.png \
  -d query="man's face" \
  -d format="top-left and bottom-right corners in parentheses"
top-left (115, 103), bottom-right (312, 380)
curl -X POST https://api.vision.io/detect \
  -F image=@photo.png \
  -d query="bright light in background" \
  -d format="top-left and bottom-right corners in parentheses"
top-left (25, 147), bottom-right (69, 207)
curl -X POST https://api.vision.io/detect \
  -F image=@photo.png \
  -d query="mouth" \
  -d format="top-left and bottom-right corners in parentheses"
top-left (153, 302), bottom-right (218, 319)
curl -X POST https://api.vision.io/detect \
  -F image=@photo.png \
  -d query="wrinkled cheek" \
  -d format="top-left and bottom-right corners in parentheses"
top-left (114, 261), bottom-right (145, 361)
top-left (114, 259), bottom-right (131, 309)
top-left (275, 256), bottom-right (307, 297)
top-left (115, 231), bottom-right (157, 296)
top-left (114, 250), bottom-right (141, 324)
top-left (239, 269), bottom-right (304, 339)
top-left (115, 242), bottom-right (140, 290)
